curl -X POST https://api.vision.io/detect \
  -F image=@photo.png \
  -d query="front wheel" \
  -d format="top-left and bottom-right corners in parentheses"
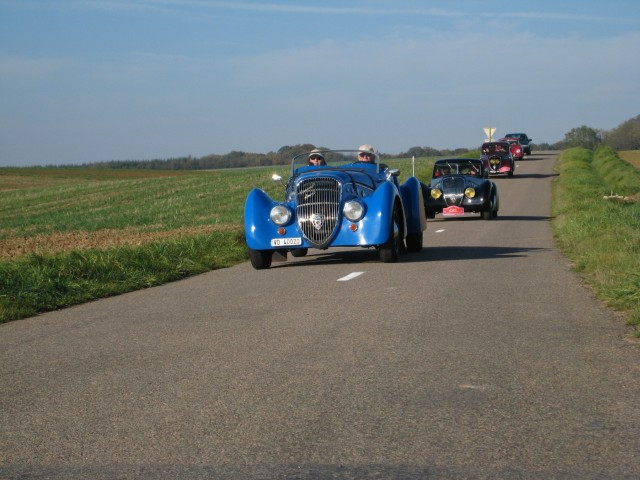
top-left (290, 248), bottom-right (308, 257)
top-left (482, 195), bottom-right (497, 220)
top-left (249, 248), bottom-right (273, 269)
top-left (379, 206), bottom-right (401, 263)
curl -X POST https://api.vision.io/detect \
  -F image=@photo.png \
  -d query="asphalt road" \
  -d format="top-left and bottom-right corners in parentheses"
top-left (1, 152), bottom-right (639, 479)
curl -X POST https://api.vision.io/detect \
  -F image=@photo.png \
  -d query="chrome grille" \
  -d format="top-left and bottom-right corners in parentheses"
top-left (442, 177), bottom-right (464, 206)
top-left (296, 177), bottom-right (341, 247)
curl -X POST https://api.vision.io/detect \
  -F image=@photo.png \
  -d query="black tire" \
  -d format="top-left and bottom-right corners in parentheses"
top-left (249, 248), bottom-right (272, 269)
top-left (290, 248), bottom-right (308, 257)
top-left (379, 206), bottom-right (401, 263)
top-left (405, 231), bottom-right (423, 253)
top-left (482, 194), bottom-right (497, 220)
top-left (508, 168), bottom-right (514, 178)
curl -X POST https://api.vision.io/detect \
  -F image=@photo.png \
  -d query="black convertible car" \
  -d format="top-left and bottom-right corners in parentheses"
top-left (423, 158), bottom-right (499, 219)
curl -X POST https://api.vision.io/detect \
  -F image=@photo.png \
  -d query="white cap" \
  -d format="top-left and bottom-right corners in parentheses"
top-left (358, 144), bottom-right (374, 153)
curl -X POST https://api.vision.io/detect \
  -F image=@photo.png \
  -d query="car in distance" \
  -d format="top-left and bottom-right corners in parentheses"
top-left (423, 158), bottom-right (499, 220)
top-left (504, 132), bottom-right (532, 155)
top-left (244, 149), bottom-right (427, 269)
top-left (481, 141), bottom-right (515, 177)
top-left (500, 136), bottom-right (524, 161)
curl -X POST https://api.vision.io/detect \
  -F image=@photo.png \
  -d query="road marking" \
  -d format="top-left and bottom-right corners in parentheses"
top-left (459, 384), bottom-right (488, 390)
top-left (435, 229), bottom-right (445, 233)
top-left (338, 272), bottom-right (364, 281)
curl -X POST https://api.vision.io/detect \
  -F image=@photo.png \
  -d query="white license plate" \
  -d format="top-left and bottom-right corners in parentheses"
top-left (270, 237), bottom-right (302, 247)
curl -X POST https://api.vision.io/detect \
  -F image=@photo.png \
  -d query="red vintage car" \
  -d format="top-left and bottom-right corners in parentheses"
top-left (480, 141), bottom-right (515, 177)
top-left (499, 137), bottom-right (524, 161)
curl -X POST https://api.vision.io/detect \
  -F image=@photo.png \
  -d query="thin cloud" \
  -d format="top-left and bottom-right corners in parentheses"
top-left (3, 0), bottom-right (639, 25)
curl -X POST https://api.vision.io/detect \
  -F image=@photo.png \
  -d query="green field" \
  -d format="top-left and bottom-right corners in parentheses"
top-left (0, 158), bottom-right (436, 322)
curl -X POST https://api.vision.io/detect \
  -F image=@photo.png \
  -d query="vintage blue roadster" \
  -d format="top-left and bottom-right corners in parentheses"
top-left (244, 149), bottom-right (427, 269)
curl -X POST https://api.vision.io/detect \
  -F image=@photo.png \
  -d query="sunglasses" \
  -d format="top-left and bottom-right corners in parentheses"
top-left (309, 155), bottom-right (323, 160)
top-left (359, 153), bottom-right (373, 158)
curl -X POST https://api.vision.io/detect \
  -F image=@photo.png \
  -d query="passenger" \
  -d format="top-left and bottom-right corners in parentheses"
top-left (357, 144), bottom-right (375, 163)
top-left (307, 149), bottom-right (326, 166)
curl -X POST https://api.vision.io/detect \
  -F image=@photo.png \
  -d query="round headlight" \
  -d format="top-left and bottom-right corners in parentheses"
top-left (431, 188), bottom-right (442, 199)
top-left (464, 187), bottom-right (476, 198)
top-left (343, 200), bottom-right (364, 221)
top-left (269, 205), bottom-right (291, 225)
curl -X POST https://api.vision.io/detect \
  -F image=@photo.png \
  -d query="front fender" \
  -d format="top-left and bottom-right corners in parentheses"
top-left (244, 188), bottom-right (279, 250)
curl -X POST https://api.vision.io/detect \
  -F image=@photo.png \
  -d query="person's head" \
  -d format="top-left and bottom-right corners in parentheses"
top-left (357, 144), bottom-right (375, 163)
top-left (308, 149), bottom-right (325, 166)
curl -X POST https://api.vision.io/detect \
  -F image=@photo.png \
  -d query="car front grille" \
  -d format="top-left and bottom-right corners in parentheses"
top-left (442, 177), bottom-right (465, 206)
top-left (296, 177), bottom-right (341, 248)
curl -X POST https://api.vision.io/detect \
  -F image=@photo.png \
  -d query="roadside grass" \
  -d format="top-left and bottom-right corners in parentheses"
top-left (552, 146), bottom-right (640, 336)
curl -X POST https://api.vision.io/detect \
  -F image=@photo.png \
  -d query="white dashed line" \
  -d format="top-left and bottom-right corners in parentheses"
top-left (435, 229), bottom-right (445, 233)
top-left (338, 272), bottom-right (364, 282)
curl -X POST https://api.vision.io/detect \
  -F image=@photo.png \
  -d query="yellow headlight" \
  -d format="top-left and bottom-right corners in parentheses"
top-left (464, 187), bottom-right (476, 198)
top-left (431, 188), bottom-right (442, 199)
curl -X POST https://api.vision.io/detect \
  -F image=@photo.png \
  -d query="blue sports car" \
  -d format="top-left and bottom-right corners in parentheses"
top-left (244, 149), bottom-right (427, 269)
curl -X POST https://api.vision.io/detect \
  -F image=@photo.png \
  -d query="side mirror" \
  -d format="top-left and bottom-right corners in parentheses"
top-left (272, 173), bottom-right (282, 183)
top-left (386, 169), bottom-right (400, 181)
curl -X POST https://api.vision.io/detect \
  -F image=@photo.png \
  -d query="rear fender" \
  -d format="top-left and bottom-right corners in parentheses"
top-left (399, 176), bottom-right (427, 234)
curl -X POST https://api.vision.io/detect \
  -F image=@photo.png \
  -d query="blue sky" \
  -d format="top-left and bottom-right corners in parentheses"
top-left (1, 0), bottom-right (639, 166)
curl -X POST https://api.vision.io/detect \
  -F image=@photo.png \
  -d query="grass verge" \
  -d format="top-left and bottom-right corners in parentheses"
top-left (0, 230), bottom-right (247, 322)
top-left (552, 146), bottom-right (640, 336)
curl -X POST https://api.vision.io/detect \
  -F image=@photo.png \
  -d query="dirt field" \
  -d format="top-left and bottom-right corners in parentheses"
top-left (618, 150), bottom-right (640, 168)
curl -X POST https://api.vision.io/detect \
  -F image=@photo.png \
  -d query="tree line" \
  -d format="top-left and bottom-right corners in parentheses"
top-left (534, 113), bottom-right (640, 151)
top-left (76, 114), bottom-right (639, 170)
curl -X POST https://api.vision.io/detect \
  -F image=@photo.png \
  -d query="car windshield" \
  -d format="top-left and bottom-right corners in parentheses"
top-left (482, 143), bottom-right (508, 154)
top-left (506, 133), bottom-right (526, 141)
top-left (290, 149), bottom-right (381, 176)
top-left (433, 160), bottom-right (482, 177)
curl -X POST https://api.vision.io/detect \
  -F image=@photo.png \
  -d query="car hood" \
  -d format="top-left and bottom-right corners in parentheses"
top-left (430, 175), bottom-right (485, 188)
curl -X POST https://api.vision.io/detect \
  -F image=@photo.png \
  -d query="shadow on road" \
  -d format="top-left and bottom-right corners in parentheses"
top-left (274, 245), bottom-right (550, 268)
top-left (428, 214), bottom-right (550, 222)
top-left (484, 215), bottom-right (551, 221)
top-left (508, 173), bottom-right (558, 179)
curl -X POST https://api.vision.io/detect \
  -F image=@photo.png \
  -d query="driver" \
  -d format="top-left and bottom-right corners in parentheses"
top-left (307, 149), bottom-right (326, 166)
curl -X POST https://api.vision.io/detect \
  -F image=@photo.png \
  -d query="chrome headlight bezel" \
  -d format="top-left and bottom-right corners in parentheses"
top-left (269, 205), bottom-right (292, 225)
top-left (464, 187), bottom-right (476, 199)
top-left (343, 200), bottom-right (364, 221)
